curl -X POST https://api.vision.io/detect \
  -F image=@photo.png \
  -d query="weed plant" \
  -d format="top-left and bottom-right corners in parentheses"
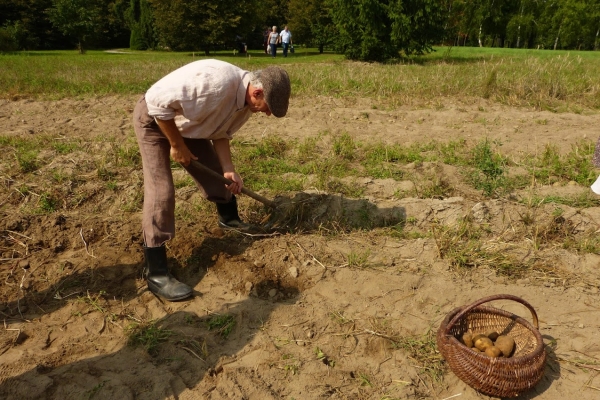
top-left (206, 314), bottom-right (236, 339)
top-left (465, 139), bottom-right (506, 196)
top-left (127, 321), bottom-right (173, 356)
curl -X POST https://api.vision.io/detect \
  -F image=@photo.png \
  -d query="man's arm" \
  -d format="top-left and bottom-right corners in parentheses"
top-left (212, 138), bottom-right (242, 194)
top-left (155, 118), bottom-right (197, 165)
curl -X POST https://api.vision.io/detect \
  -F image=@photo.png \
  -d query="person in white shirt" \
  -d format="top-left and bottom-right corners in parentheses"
top-left (280, 26), bottom-right (293, 57)
top-left (133, 59), bottom-right (291, 301)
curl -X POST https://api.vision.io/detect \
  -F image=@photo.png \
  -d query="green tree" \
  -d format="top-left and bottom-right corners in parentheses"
top-left (288, 0), bottom-right (337, 52)
top-left (328, 0), bottom-right (449, 61)
top-left (1, 0), bottom-right (63, 50)
top-left (48, 0), bottom-right (103, 53)
top-left (127, 0), bottom-right (155, 50)
top-left (149, 0), bottom-right (263, 53)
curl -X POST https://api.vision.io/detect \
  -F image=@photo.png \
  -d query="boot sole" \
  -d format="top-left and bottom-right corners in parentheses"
top-left (149, 289), bottom-right (193, 302)
top-left (148, 283), bottom-right (193, 302)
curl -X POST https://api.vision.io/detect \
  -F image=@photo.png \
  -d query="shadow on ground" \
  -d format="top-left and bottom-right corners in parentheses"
top-left (0, 290), bottom-right (297, 399)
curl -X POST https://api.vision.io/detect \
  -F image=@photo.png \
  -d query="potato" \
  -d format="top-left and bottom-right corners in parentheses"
top-left (494, 335), bottom-right (515, 358)
top-left (472, 333), bottom-right (487, 342)
top-left (484, 346), bottom-right (502, 357)
top-left (474, 336), bottom-right (493, 351)
top-left (486, 331), bottom-right (500, 341)
top-left (461, 332), bottom-right (473, 348)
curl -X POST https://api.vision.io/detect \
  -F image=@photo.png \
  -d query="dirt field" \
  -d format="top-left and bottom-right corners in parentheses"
top-left (1, 94), bottom-right (600, 400)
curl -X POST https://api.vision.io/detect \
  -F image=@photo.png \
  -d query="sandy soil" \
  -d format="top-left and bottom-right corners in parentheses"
top-left (1, 94), bottom-right (600, 400)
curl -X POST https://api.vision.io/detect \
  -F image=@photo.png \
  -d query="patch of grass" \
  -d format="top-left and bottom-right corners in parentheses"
top-left (97, 166), bottom-right (117, 181)
top-left (432, 219), bottom-right (530, 277)
top-left (177, 338), bottom-right (208, 360)
top-left (383, 222), bottom-right (429, 240)
top-left (77, 290), bottom-right (107, 314)
top-left (333, 132), bottom-right (357, 161)
top-left (347, 250), bottom-right (370, 268)
top-left (525, 141), bottom-right (595, 186)
top-left (37, 192), bottom-right (59, 213)
top-left (121, 182), bottom-right (144, 212)
top-left (174, 175), bottom-right (195, 189)
top-left (392, 329), bottom-right (445, 385)
top-left (51, 169), bottom-right (70, 183)
top-left (412, 174), bottom-right (454, 199)
top-left (323, 179), bottom-right (364, 198)
top-left (437, 139), bottom-right (470, 165)
top-left (206, 314), bottom-right (236, 339)
top-left (127, 321), bottom-right (173, 356)
top-left (16, 150), bottom-right (40, 172)
top-left (105, 181), bottom-right (118, 191)
top-left (246, 135), bottom-right (288, 159)
top-left (526, 192), bottom-right (600, 208)
top-left (466, 139), bottom-right (506, 196)
top-left (363, 318), bottom-right (445, 387)
top-left (114, 142), bottom-right (141, 167)
top-left (563, 233), bottom-right (600, 254)
top-left (52, 140), bottom-right (81, 154)
top-left (296, 136), bottom-right (320, 163)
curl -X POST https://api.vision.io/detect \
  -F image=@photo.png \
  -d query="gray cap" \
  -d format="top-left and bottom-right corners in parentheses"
top-left (261, 66), bottom-right (291, 118)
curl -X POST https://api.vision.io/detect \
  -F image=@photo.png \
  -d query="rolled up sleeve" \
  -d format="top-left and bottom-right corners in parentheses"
top-left (145, 87), bottom-right (179, 120)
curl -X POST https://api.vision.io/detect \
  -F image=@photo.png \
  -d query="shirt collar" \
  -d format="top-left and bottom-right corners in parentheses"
top-left (238, 72), bottom-right (251, 110)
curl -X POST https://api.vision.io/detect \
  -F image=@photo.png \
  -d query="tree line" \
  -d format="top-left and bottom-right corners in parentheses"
top-left (1, 0), bottom-right (599, 61)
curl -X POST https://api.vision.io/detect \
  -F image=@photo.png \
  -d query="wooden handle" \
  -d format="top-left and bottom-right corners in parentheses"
top-left (443, 294), bottom-right (540, 336)
top-left (187, 160), bottom-right (276, 208)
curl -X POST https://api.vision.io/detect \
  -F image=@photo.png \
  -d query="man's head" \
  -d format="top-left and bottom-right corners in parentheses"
top-left (247, 67), bottom-right (291, 118)
top-left (284, 26), bottom-right (289, 31)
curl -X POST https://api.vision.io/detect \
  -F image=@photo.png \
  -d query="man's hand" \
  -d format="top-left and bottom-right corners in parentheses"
top-left (169, 142), bottom-right (197, 166)
top-left (224, 171), bottom-right (243, 194)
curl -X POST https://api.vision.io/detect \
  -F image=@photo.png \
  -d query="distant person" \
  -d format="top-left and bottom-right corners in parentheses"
top-left (263, 27), bottom-right (270, 54)
top-left (591, 140), bottom-right (600, 194)
top-left (280, 26), bottom-right (293, 57)
top-left (268, 26), bottom-right (279, 58)
top-left (133, 60), bottom-right (291, 301)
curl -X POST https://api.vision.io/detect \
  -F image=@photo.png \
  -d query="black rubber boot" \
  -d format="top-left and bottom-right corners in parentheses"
top-left (216, 195), bottom-right (253, 230)
top-left (144, 246), bottom-right (193, 301)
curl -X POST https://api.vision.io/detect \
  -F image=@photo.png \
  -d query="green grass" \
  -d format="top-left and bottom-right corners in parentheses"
top-left (206, 314), bottom-right (236, 339)
top-left (347, 250), bottom-right (371, 268)
top-left (1, 47), bottom-right (599, 110)
top-left (523, 192), bottom-right (600, 208)
top-left (523, 142), bottom-right (596, 186)
top-left (127, 321), bottom-right (173, 356)
top-left (2, 126), bottom-right (597, 213)
top-left (465, 139), bottom-right (507, 197)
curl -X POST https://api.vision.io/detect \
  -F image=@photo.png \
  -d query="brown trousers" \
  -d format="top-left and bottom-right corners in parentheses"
top-left (133, 96), bottom-right (232, 247)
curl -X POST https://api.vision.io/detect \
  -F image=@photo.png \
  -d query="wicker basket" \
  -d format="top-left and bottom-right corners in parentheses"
top-left (436, 294), bottom-right (546, 398)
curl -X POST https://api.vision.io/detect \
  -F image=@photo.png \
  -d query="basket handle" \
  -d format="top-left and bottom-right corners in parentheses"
top-left (443, 294), bottom-right (540, 336)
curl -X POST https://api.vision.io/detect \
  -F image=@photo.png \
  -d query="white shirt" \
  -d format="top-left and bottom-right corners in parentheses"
top-left (145, 59), bottom-right (252, 140)
top-left (280, 30), bottom-right (292, 44)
